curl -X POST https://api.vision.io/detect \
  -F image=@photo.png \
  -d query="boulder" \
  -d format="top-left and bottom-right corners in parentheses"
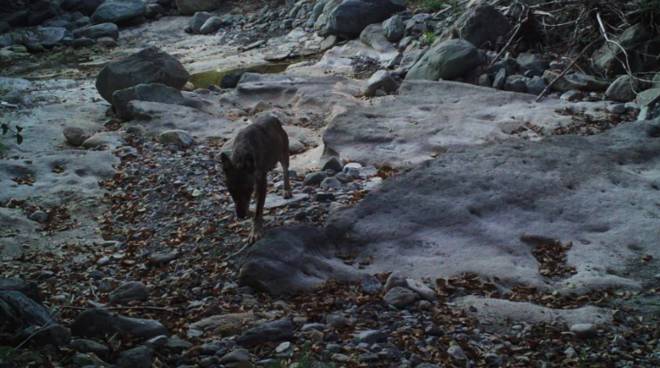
top-left (91, 0), bottom-right (146, 25)
top-left (359, 23), bottom-right (395, 53)
top-left (111, 83), bottom-right (199, 120)
top-left (382, 14), bottom-right (404, 43)
top-left (187, 11), bottom-right (212, 33)
top-left (460, 4), bottom-right (511, 49)
top-left (175, 0), bottom-right (222, 15)
top-left (238, 225), bottom-right (361, 296)
top-left (0, 278), bottom-right (42, 303)
top-left (0, 291), bottom-right (54, 332)
top-left (96, 47), bottom-right (190, 103)
top-left (605, 75), bottom-right (646, 102)
top-left (326, 0), bottom-right (406, 39)
top-left (199, 16), bottom-right (224, 34)
top-left (73, 22), bottom-right (118, 39)
top-left (405, 39), bottom-right (481, 81)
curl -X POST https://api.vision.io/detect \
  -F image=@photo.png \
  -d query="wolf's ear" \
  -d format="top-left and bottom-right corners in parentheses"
top-left (220, 152), bottom-right (232, 169)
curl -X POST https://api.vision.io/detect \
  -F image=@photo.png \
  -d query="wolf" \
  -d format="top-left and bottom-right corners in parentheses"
top-left (220, 113), bottom-right (292, 244)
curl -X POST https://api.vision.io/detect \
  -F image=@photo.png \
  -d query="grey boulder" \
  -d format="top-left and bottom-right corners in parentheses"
top-left (460, 4), bottom-right (511, 49)
top-left (92, 0), bottom-right (146, 25)
top-left (238, 225), bottom-right (361, 295)
top-left (111, 83), bottom-right (201, 120)
top-left (382, 14), bottom-right (404, 43)
top-left (73, 22), bottom-right (118, 39)
top-left (326, 0), bottom-right (406, 39)
top-left (96, 47), bottom-right (190, 103)
top-left (406, 39), bottom-right (481, 81)
top-left (605, 75), bottom-right (647, 102)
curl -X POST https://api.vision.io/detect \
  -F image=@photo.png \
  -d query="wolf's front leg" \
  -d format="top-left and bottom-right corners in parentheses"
top-left (247, 173), bottom-right (267, 244)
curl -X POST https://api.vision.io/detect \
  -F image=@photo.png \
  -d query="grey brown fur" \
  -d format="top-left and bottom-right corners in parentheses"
top-left (220, 113), bottom-right (292, 244)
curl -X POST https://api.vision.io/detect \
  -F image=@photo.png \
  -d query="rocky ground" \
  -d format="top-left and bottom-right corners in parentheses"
top-left (1, 0), bottom-right (660, 367)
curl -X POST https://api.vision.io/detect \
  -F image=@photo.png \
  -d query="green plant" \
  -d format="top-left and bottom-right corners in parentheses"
top-left (422, 30), bottom-right (437, 45)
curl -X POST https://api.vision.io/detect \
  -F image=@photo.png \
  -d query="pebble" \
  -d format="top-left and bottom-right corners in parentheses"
top-left (355, 329), bottom-right (387, 344)
top-left (331, 353), bottom-right (350, 362)
top-left (275, 341), bottom-right (291, 353)
top-left (570, 323), bottom-right (597, 338)
top-left (447, 344), bottom-right (467, 361)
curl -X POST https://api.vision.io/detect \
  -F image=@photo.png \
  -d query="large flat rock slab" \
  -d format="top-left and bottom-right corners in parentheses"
top-left (323, 80), bottom-right (615, 168)
top-left (324, 121), bottom-right (660, 293)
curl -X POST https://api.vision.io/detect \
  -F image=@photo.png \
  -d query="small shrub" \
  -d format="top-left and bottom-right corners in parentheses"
top-left (422, 31), bottom-right (437, 45)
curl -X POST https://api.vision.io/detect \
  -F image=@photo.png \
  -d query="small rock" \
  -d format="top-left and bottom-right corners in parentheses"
top-left (484, 352), bottom-right (503, 367)
top-left (326, 313), bottom-right (349, 329)
top-left (148, 251), bottom-right (178, 265)
top-left (96, 36), bottom-right (117, 47)
top-left (560, 90), bottom-right (583, 102)
top-left (320, 176), bottom-right (342, 190)
top-left (384, 271), bottom-right (407, 291)
top-left (145, 334), bottom-right (168, 348)
top-left (570, 323), bottom-right (597, 338)
top-left (109, 281), bottom-right (148, 304)
top-left (117, 345), bottom-right (153, 368)
top-left (321, 156), bottom-right (343, 173)
top-left (165, 335), bottom-right (192, 351)
top-left (29, 324), bottom-right (71, 347)
top-left (314, 192), bottom-right (335, 202)
top-left (355, 329), bottom-right (386, 344)
top-left (159, 129), bottom-right (193, 148)
top-left (71, 338), bottom-right (111, 359)
top-left (360, 274), bottom-right (382, 295)
top-left (63, 126), bottom-right (89, 146)
top-left (303, 171), bottom-right (327, 186)
top-left (492, 67), bottom-right (507, 89)
top-left (564, 346), bottom-right (577, 358)
top-left (199, 16), bottom-right (224, 34)
top-left (331, 353), bottom-right (350, 362)
top-left (405, 278), bottom-right (435, 300)
top-left (447, 344), bottom-right (467, 361)
top-left (384, 286), bottom-right (418, 308)
top-left (275, 341), bottom-right (291, 353)
top-left (28, 210), bottom-right (49, 223)
top-left (364, 69), bottom-right (399, 97)
top-left (219, 348), bottom-right (251, 364)
top-left (607, 103), bottom-right (627, 114)
top-left (236, 318), bottom-right (294, 347)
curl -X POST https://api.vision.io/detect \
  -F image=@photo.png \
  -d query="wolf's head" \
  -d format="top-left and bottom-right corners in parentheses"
top-left (220, 152), bottom-right (254, 219)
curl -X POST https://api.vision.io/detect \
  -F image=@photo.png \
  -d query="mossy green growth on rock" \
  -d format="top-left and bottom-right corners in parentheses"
top-left (190, 63), bottom-right (291, 89)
